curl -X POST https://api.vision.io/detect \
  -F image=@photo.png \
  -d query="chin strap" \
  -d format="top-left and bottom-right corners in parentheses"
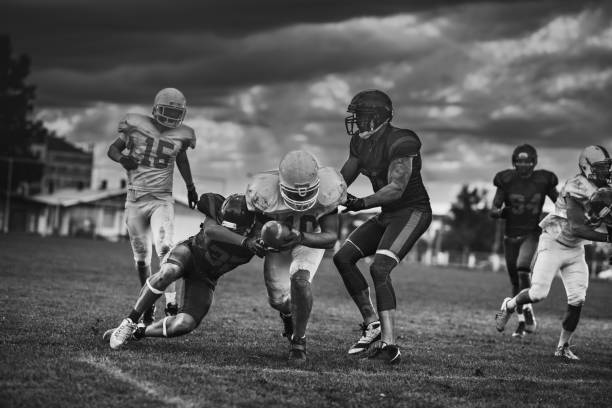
top-left (358, 120), bottom-right (389, 139)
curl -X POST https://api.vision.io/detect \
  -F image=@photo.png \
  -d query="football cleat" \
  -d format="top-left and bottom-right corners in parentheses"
top-left (523, 305), bottom-right (537, 333)
top-left (348, 321), bottom-right (381, 355)
top-left (366, 342), bottom-right (401, 364)
top-left (109, 318), bottom-right (137, 349)
top-left (165, 302), bottom-right (179, 317)
top-left (280, 312), bottom-right (293, 340)
top-left (103, 322), bottom-right (145, 343)
top-left (288, 336), bottom-right (307, 365)
top-left (554, 343), bottom-right (579, 360)
top-left (495, 297), bottom-right (514, 332)
top-left (142, 305), bottom-right (156, 326)
top-left (512, 322), bottom-right (526, 338)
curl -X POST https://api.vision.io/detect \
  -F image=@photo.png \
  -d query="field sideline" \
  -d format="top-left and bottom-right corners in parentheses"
top-left (1, 233), bottom-right (611, 407)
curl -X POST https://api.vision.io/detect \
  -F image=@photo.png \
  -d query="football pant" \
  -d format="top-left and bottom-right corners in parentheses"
top-left (503, 232), bottom-right (539, 295)
top-left (125, 195), bottom-right (175, 264)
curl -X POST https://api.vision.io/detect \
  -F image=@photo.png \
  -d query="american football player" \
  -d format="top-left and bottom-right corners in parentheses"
top-left (490, 144), bottom-right (558, 338)
top-left (245, 150), bottom-right (347, 365)
top-left (104, 193), bottom-right (267, 349)
top-left (107, 88), bottom-right (198, 323)
top-left (333, 89), bottom-right (432, 364)
top-left (495, 145), bottom-right (612, 360)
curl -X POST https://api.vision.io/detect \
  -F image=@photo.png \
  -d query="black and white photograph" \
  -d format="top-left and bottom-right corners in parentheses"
top-left (2, 0), bottom-right (612, 406)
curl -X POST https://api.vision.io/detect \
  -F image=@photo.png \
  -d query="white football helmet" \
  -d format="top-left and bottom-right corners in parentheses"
top-left (152, 88), bottom-right (186, 128)
top-left (579, 145), bottom-right (612, 188)
top-left (278, 150), bottom-right (320, 212)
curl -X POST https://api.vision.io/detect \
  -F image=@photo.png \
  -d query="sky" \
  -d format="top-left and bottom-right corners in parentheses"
top-left (4, 0), bottom-right (612, 213)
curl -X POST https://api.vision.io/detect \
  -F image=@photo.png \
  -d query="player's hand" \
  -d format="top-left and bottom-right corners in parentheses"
top-left (342, 193), bottom-right (366, 213)
top-left (241, 237), bottom-right (268, 258)
top-left (187, 184), bottom-right (198, 209)
top-left (490, 207), bottom-right (507, 219)
top-left (119, 155), bottom-right (138, 171)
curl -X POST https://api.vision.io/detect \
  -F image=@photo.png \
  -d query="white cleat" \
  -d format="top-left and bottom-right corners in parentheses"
top-left (523, 304), bottom-right (537, 333)
top-left (109, 318), bottom-right (137, 349)
top-left (348, 321), bottom-right (381, 355)
top-left (495, 297), bottom-right (514, 332)
top-left (554, 343), bottom-right (579, 360)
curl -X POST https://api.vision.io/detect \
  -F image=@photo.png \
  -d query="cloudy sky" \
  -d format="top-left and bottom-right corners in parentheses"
top-left (4, 0), bottom-right (612, 213)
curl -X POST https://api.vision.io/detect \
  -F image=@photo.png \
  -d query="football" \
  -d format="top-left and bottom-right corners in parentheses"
top-left (260, 220), bottom-right (292, 249)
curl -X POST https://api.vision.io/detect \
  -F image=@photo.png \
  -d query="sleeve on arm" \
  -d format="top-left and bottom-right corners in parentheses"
top-left (197, 193), bottom-right (226, 221)
top-left (493, 172), bottom-right (504, 188)
top-left (388, 136), bottom-right (420, 161)
top-left (349, 135), bottom-right (360, 158)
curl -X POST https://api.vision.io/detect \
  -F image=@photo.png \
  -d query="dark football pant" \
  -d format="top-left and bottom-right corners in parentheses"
top-left (503, 232), bottom-right (539, 297)
top-left (163, 243), bottom-right (214, 324)
top-left (338, 208), bottom-right (432, 311)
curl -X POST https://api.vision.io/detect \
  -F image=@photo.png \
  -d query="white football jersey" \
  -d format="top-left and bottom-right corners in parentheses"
top-left (539, 174), bottom-right (605, 247)
top-left (245, 166), bottom-right (347, 232)
top-left (118, 113), bottom-right (196, 199)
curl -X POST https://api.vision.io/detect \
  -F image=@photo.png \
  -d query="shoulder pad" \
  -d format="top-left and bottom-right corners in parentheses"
top-left (175, 124), bottom-right (196, 149)
top-left (245, 171), bottom-right (280, 212)
top-left (562, 175), bottom-right (597, 201)
top-left (493, 169), bottom-right (515, 188)
top-left (387, 128), bottom-right (420, 158)
top-left (196, 193), bottom-right (225, 221)
top-left (317, 167), bottom-right (347, 208)
top-left (118, 113), bottom-right (152, 133)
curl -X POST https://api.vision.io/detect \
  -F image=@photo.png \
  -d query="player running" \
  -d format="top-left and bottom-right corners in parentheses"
top-left (104, 193), bottom-right (267, 348)
top-left (490, 144), bottom-right (558, 338)
top-left (495, 145), bottom-right (612, 360)
top-left (332, 89), bottom-right (432, 364)
top-left (245, 150), bottom-right (347, 365)
top-left (107, 88), bottom-right (198, 323)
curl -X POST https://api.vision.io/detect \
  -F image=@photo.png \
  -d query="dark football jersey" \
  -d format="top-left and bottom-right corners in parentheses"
top-left (349, 125), bottom-right (431, 212)
top-left (493, 169), bottom-right (558, 237)
top-left (187, 193), bottom-right (254, 284)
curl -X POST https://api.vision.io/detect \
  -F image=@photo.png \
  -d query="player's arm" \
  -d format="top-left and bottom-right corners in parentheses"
top-left (296, 211), bottom-right (339, 249)
top-left (362, 156), bottom-right (412, 208)
top-left (201, 216), bottom-right (245, 246)
top-left (566, 196), bottom-right (610, 242)
top-left (340, 155), bottom-right (360, 187)
top-left (107, 137), bottom-right (138, 170)
top-left (176, 149), bottom-right (198, 208)
top-left (490, 187), bottom-right (507, 218)
top-left (547, 174), bottom-right (560, 203)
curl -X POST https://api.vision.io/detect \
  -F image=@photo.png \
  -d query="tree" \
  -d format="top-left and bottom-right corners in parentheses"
top-left (441, 185), bottom-right (497, 256)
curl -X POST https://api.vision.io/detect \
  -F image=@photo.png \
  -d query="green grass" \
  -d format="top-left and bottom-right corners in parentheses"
top-left (1, 233), bottom-right (611, 407)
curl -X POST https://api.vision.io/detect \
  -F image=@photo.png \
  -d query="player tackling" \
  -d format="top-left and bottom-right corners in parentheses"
top-left (107, 88), bottom-right (198, 323)
top-left (495, 145), bottom-right (612, 359)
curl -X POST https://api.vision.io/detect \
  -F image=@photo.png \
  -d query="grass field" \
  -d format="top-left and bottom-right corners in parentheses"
top-left (1, 233), bottom-right (612, 407)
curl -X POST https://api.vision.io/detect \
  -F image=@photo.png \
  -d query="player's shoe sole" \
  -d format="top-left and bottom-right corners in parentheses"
top-left (554, 343), bottom-right (579, 360)
top-left (495, 297), bottom-right (514, 332)
top-left (366, 343), bottom-right (401, 364)
top-left (512, 322), bottom-right (526, 338)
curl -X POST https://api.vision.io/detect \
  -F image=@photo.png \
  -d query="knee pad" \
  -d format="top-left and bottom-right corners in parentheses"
top-left (333, 244), bottom-right (362, 270)
top-left (268, 293), bottom-right (290, 309)
top-left (567, 287), bottom-right (587, 307)
top-left (370, 254), bottom-right (398, 311)
top-left (528, 282), bottom-right (550, 303)
top-left (562, 304), bottom-right (583, 332)
top-left (291, 269), bottom-right (311, 290)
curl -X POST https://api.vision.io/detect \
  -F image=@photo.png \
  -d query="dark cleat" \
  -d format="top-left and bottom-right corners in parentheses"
top-left (165, 302), bottom-right (178, 317)
top-left (288, 336), bottom-right (307, 365)
top-left (366, 342), bottom-right (401, 364)
top-left (280, 312), bottom-right (293, 340)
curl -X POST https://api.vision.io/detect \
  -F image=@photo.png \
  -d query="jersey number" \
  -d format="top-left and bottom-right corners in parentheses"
top-left (508, 193), bottom-right (542, 215)
top-left (140, 136), bottom-right (174, 169)
top-left (284, 215), bottom-right (318, 232)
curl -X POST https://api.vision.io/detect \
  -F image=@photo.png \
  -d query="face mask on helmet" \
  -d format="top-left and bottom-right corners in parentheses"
top-left (345, 90), bottom-right (393, 139)
top-left (278, 150), bottom-right (320, 212)
top-left (585, 187), bottom-right (612, 227)
top-left (579, 145), bottom-right (612, 188)
top-left (220, 194), bottom-right (255, 235)
top-left (152, 88), bottom-right (186, 128)
top-left (512, 145), bottom-right (537, 178)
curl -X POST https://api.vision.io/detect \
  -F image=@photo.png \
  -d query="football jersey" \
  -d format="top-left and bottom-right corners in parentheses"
top-left (493, 169), bottom-right (558, 237)
top-left (245, 166), bottom-right (347, 232)
top-left (349, 125), bottom-right (430, 213)
top-left (539, 174), bottom-right (606, 247)
top-left (188, 193), bottom-right (254, 284)
top-left (118, 113), bottom-right (196, 199)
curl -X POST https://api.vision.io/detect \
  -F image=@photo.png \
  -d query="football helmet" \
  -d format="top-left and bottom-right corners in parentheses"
top-left (579, 145), bottom-right (612, 188)
top-left (512, 144), bottom-right (537, 178)
top-left (278, 150), bottom-right (320, 212)
top-left (345, 89), bottom-right (393, 139)
top-left (220, 194), bottom-right (255, 235)
top-left (585, 187), bottom-right (612, 227)
top-left (152, 88), bottom-right (186, 128)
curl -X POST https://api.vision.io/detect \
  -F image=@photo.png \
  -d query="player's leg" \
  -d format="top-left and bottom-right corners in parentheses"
top-left (263, 251), bottom-right (293, 338)
top-left (503, 236), bottom-right (525, 337)
top-left (125, 201), bottom-right (155, 324)
top-left (287, 245), bottom-right (325, 364)
top-left (367, 209), bottom-right (432, 364)
top-left (151, 199), bottom-right (178, 315)
top-left (106, 244), bottom-right (190, 349)
top-left (332, 216), bottom-right (383, 354)
top-left (516, 233), bottom-right (539, 334)
top-left (555, 249), bottom-right (588, 360)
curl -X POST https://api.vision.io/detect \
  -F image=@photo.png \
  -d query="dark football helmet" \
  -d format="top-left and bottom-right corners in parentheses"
top-left (579, 145), bottom-right (612, 188)
top-left (220, 194), bottom-right (255, 235)
top-left (345, 89), bottom-right (393, 139)
top-left (585, 187), bottom-right (612, 227)
top-left (512, 144), bottom-right (537, 178)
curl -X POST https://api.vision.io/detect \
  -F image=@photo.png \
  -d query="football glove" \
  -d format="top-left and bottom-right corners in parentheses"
top-left (119, 156), bottom-right (138, 171)
top-left (490, 207), bottom-right (506, 219)
top-left (276, 229), bottom-right (304, 251)
top-left (241, 237), bottom-right (268, 258)
top-left (342, 193), bottom-right (366, 213)
top-left (187, 184), bottom-right (198, 209)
